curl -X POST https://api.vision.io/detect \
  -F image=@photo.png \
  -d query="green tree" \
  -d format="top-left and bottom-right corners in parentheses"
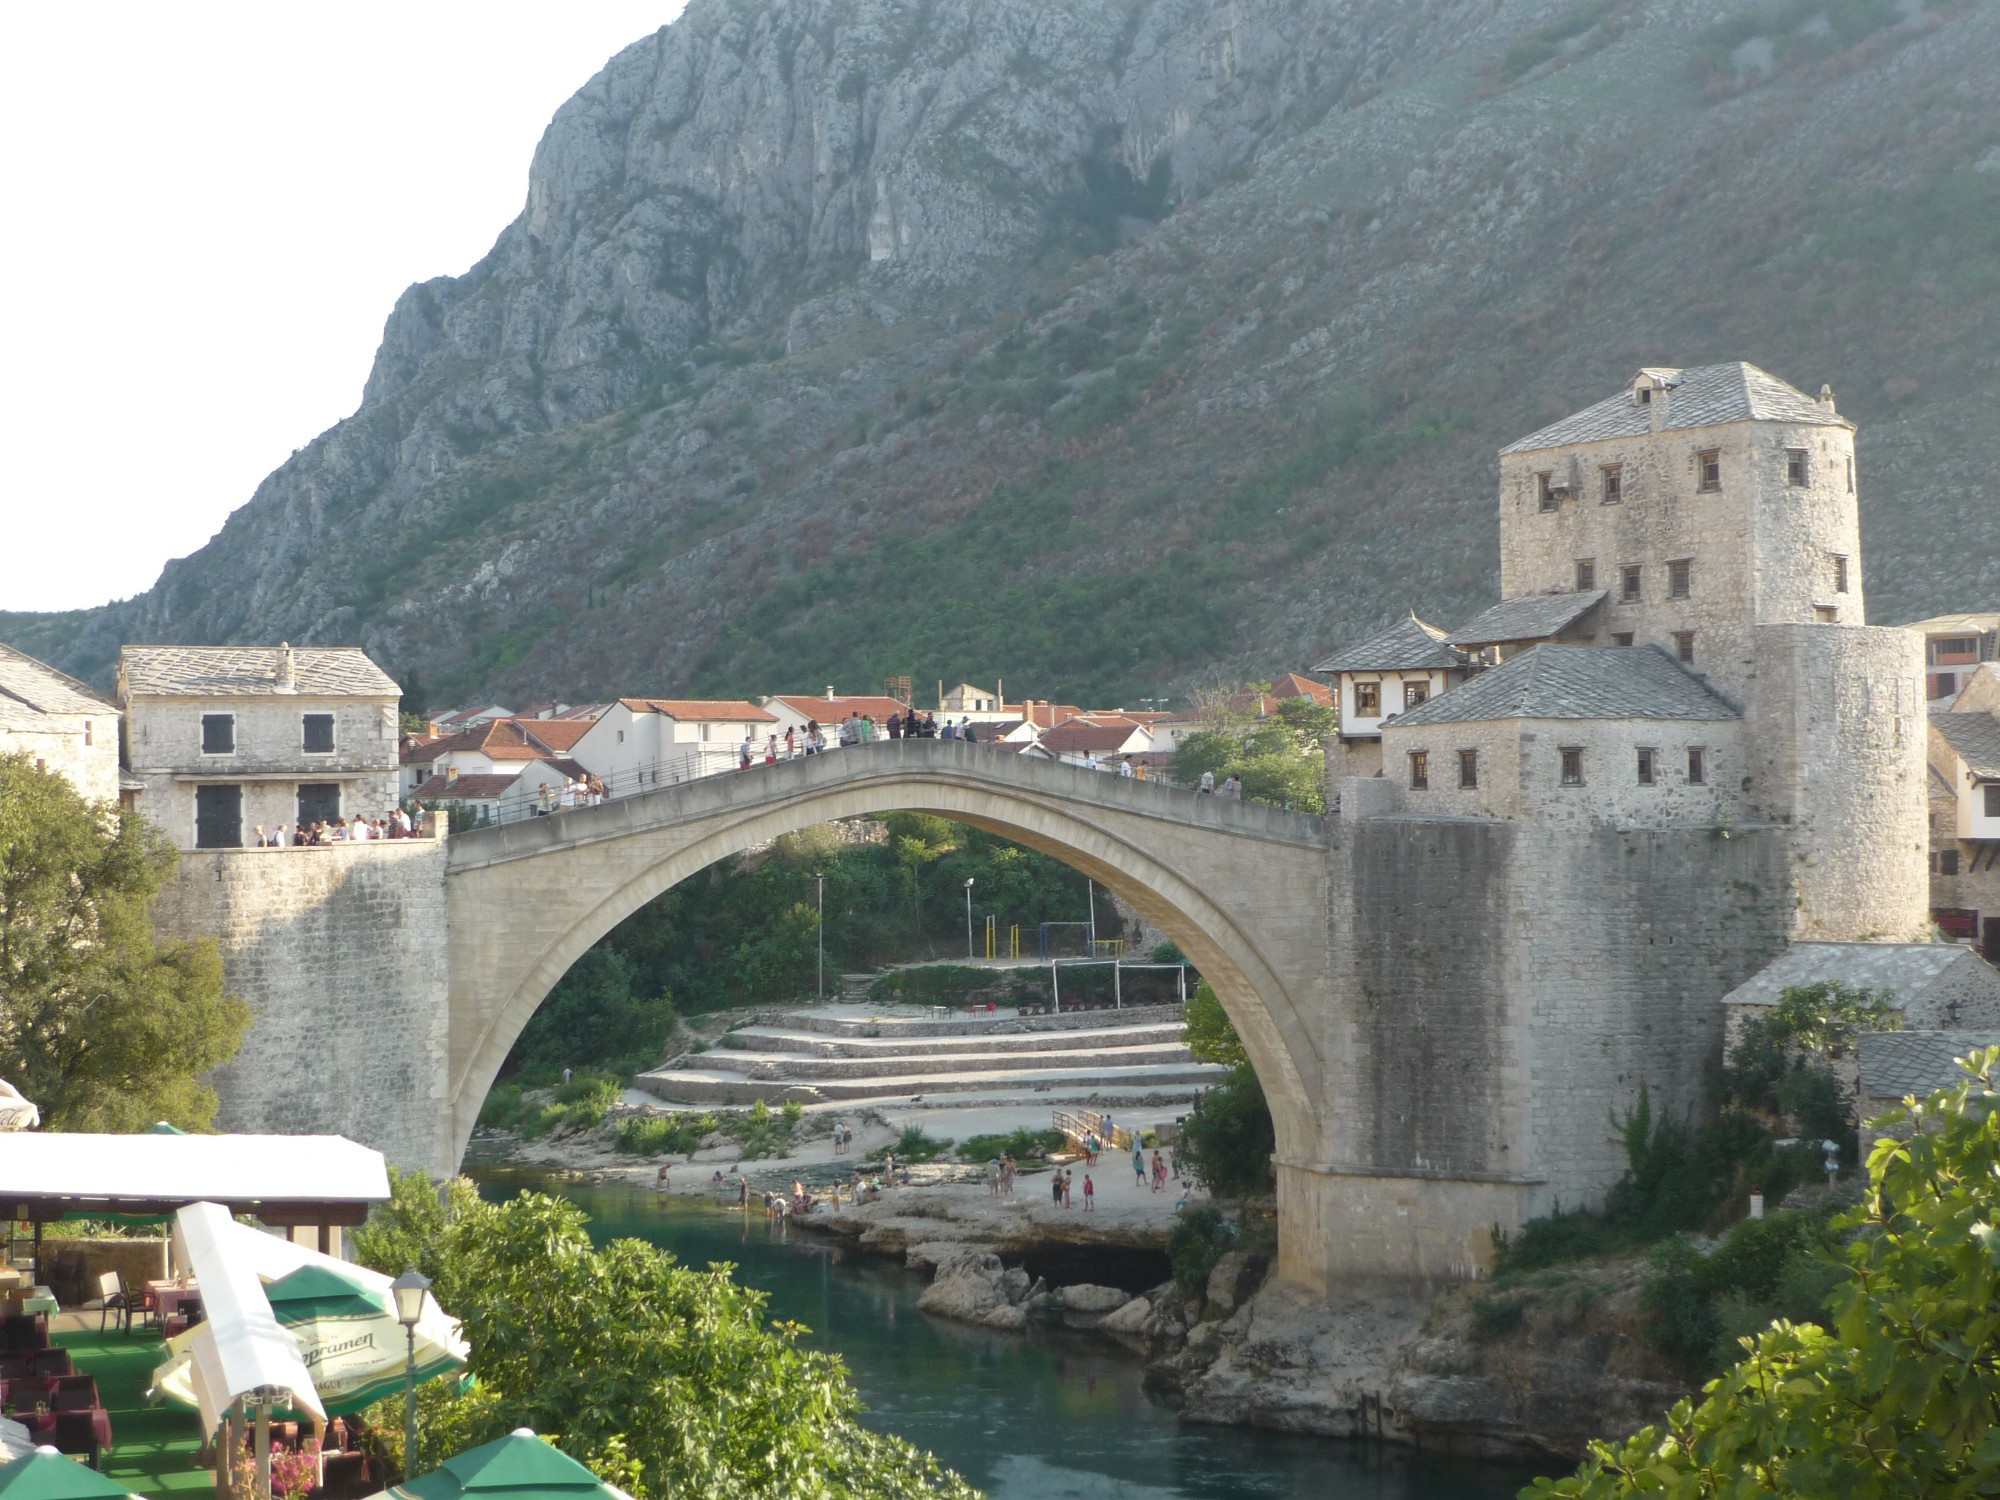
top-left (1174, 694), bottom-right (1333, 812)
top-left (1718, 980), bottom-right (1902, 1163)
top-left (1525, 1046), bottom-right (2000, 1499)
top-left (353, 1175), bottom-right (975, 1500)
top-left (0, 752), bottom-right (249, 1129)
top-left (1177, 982), bottom-right (1275, 1197)
top-left (1182, 980), bottom-right (1248, 1069)
top-left (511, 949), bottom-right (677, 1079)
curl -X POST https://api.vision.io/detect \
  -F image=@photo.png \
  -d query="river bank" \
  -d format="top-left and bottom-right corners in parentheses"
top-left (469, 1169), bottom-right (1548, 1500)
top-left (472, 1127), bottom-right (1690, 1464)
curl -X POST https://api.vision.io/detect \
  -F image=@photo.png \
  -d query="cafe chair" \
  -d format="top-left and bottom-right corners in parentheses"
top-left (31, 1348), bottom-right (71, 1378)
top-left (82, 1273), bottom-right (132, 1334)
top-left (53, 1409), bottom-right (101, 1468)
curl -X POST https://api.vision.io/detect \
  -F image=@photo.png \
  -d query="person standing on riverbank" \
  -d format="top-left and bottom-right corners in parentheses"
top-left (987, 1159), bottom-right (1001, 1196)
top-left (1133, 1146), bottom-right (1146, 1187)
top-left (1083, 1174), bottom-right (1094, 1210)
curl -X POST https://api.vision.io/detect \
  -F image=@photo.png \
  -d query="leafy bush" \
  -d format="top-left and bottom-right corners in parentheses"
top-left (1495, 1092), bottom-right (1819, 1273)
top-left (1527, 1047), bottom-right (2000, 1498)
top-left (1640, 1205), bottom-right (1845, 1373)
top-left (1167, 1205), bottom-right (1238, 1294)
top-left (613, 1112), bottom-right (720, 1158)
top-left (479, 1085), bottom-right (527, 1131)
top-left (869, 1125), bottom-right (951, 1166)
top-left (1176, 1063), bottom-right (1276, 1198)
top-left (870, 966), bottom-right (1013, 1003)
top-left (958, 1128), bottom-right (1066, 1162)
top-left (350, 1177), bottom-right (975, 1498)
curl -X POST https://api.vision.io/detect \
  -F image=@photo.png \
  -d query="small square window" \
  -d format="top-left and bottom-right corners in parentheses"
top-left (201, 713), bottom-right (235, 755)
top-left (1575, 559), bottom-right (1596, 592)
top-left (1674, 631), bottom-right (1696, 664)
top-left (1785, 448), bottom-right (1809, 486)
top-left (1560, 747), bottom-right (1584, 786)
top-left (1458, 749), bottom-right (1478, 789)
top-left (1355, 681), bottom-right (1380, 716)
top-left (1403, 680), bottom-right (1429, 711)
top-left (1668, 558), bottom-right (1692, 598)
top-left (1537, 472), bottom-right (1557, 511)
top-left (1833, 554), bottom-right (1849, 593)
top-left (1409, 751), bottom-right (1430, 790)
top-left (1938, 849), bottom-right (1961, 876)
top-left (1621, 564), bottom-right (1643, 602)
top-left (1687, 747), bottom-right (1706, 785)
top-left (1601, 465), bottom-right (1622, 504)
top-left (1815, 605), bottom-right (1839, 624)
top-left (302, 713), bottom-right (335, 754)
top-left (1637, 748), bottom-right (1657, 786)
top-left (1987, 785), bottom-right (2000, 819)
top-left (1697, 450), bottom-right (1721, 491)
top-left (1612, 632), bottom-right (1635, 647)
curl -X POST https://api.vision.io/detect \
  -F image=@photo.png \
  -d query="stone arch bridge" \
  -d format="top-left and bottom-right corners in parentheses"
top-left (188, 740), bottom-right (1800, 1295)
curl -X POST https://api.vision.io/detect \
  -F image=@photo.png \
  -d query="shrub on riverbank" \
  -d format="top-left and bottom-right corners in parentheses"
top-left (1527, 1048), bottom-right (2000, 1498)
top-left (353, 1174), bottom-right (975, 1499)
top-left (958, 1127), bottom-right (1065, 1162)
top-left (1167, 1205), bottom-right (1237, 1293)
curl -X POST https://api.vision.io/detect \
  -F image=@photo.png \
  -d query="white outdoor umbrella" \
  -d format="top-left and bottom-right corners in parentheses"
top-left (0, 1080), bottom-right (38, 1131)
top-left (0, 1415), bottom-right (34, 1461)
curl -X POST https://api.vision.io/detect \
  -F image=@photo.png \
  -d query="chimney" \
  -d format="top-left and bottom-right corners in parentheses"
top-left (938, 679), bottom-right (946, 709)
top-left (1648, 381), bottom-right (1667, 435)
top-left (996, 677), bottom-right (1004, 712)
top-left (275, 642), bottom-right (296, 692)
top-left (446, 766), bottom-right (458, 782)
top-left (826, 685), bottom-right (836, 701)
top-left (1817, 383), bottom-right (1837, 413)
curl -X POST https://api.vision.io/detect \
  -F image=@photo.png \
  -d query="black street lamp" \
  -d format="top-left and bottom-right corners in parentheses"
top-left (391, 1267), bottom-right (431, 1478)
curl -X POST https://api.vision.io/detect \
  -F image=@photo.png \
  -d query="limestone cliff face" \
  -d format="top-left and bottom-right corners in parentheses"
top-left (18, 0), bottom-right (1999, 700)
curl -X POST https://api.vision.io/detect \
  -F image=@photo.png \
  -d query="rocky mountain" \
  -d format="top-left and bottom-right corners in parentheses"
top-left (11, 0), bottom-right (1997, 707)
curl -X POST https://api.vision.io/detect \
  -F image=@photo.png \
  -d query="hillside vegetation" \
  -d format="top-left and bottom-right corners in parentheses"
top-left (10, 0), bottom-right (1997, 703)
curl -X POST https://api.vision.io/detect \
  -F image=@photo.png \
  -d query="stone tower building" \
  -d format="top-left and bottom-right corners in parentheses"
top-left (1304, 363), bottom-right (1930, 1287)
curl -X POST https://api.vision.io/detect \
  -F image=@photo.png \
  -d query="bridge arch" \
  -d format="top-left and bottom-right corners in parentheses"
top-left (443, 744), bottom-right (1332, 1212)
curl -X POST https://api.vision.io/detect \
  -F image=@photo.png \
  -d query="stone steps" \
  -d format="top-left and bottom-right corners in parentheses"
top-left (632, 1000), bottom-right (1215, 1111)
top-left (692, 1040), bottom-right (1196, 1081)
top-left (715, 1021), bottom-right (1186, 1059)
top-left (633, 1058), bottom-right (1223, 1108)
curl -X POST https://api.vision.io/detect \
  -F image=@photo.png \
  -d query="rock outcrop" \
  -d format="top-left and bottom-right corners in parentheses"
top-left (16, 0), bottom-right (1997, 700)
top-left (915, 1249), bottom-right (1043, 1331)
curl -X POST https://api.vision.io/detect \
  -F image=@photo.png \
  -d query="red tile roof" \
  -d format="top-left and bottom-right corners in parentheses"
top-left (400, 717), bottom-right (595, 765)
top-left (618, 698), bottom-right (777, 722)
top-left (410, 773), bottom-right (517, 800)
top-left (1041, 721), bottom-right (1149, 754)
top-left (1272, 673), bottom-right (1334, 705)
top-left (768, 695), bottom-right (914, 721)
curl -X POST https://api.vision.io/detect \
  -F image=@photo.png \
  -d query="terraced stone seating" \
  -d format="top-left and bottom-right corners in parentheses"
top-left (634, 1003), bottom-right (1223, 1109)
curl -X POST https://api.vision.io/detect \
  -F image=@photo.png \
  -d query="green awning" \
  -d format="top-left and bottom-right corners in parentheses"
top-left (0, 1448), bottom-right (144, 1500)
top-left (381, 1430), bottom-right (624, 1500)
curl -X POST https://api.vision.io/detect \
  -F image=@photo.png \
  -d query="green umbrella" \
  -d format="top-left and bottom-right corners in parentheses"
top-left (0, 1448), bottom-right (143, 1500)
top-left (143, 1121), bottom-right (187, 1135)
top-left (380, 1429), bottom-right (628, 1500)
top-left (154, 1262), bottom-right (466, 1420)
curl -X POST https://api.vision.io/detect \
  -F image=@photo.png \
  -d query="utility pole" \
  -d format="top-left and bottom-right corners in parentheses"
top-left (1087, 879), bottom-right (1098, 955)
top-left (964, 877), bottom-right (976, 961)
top-left (814, 872), bottom-right (826, 1001)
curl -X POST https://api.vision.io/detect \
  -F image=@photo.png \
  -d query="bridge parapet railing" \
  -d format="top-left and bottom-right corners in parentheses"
top-left (425, 736), bottom-right (1216, 834)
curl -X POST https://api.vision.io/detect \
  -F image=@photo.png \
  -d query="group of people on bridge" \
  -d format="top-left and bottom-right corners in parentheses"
top-left (739, 712), bottom-right (992, 769)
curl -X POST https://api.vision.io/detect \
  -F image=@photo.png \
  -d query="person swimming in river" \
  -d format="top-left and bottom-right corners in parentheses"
top-left (655, 1164), bottom-right (670, 1189)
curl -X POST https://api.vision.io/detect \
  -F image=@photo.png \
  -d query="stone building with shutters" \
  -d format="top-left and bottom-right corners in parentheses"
top-left (0, 642), bottom-right (125, 805)
top-left (117, 644), bottom-right (402, 847)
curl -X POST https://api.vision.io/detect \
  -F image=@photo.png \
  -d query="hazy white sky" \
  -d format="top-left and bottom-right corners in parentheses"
top-left (0, 2), bottom-right (682, 613)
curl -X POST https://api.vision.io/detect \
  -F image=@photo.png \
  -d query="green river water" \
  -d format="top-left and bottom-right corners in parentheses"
top-left (472, 1171), bottom-right (1547, 1500)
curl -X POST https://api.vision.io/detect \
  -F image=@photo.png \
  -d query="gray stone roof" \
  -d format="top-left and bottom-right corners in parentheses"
top-left (1858, 1031), bottom-right (2000, 1101)
top-left (1933, 711), bottom-right (2000, 781)
top-left (0, 642), bottom-right (115, 716)
top-left (1450, 591), bottom-right (1606, 648)
top-left (1721, 942), bottom-right (1984, 1010)
top-left (120, 645), bottom-right (400, 698)
top-left (1312, 615), bottom-right (1467, 674)
top-left (1389, 644), bottom-right (1736, 727)
top-left (1500, 363), bottom-right (1852, 455)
